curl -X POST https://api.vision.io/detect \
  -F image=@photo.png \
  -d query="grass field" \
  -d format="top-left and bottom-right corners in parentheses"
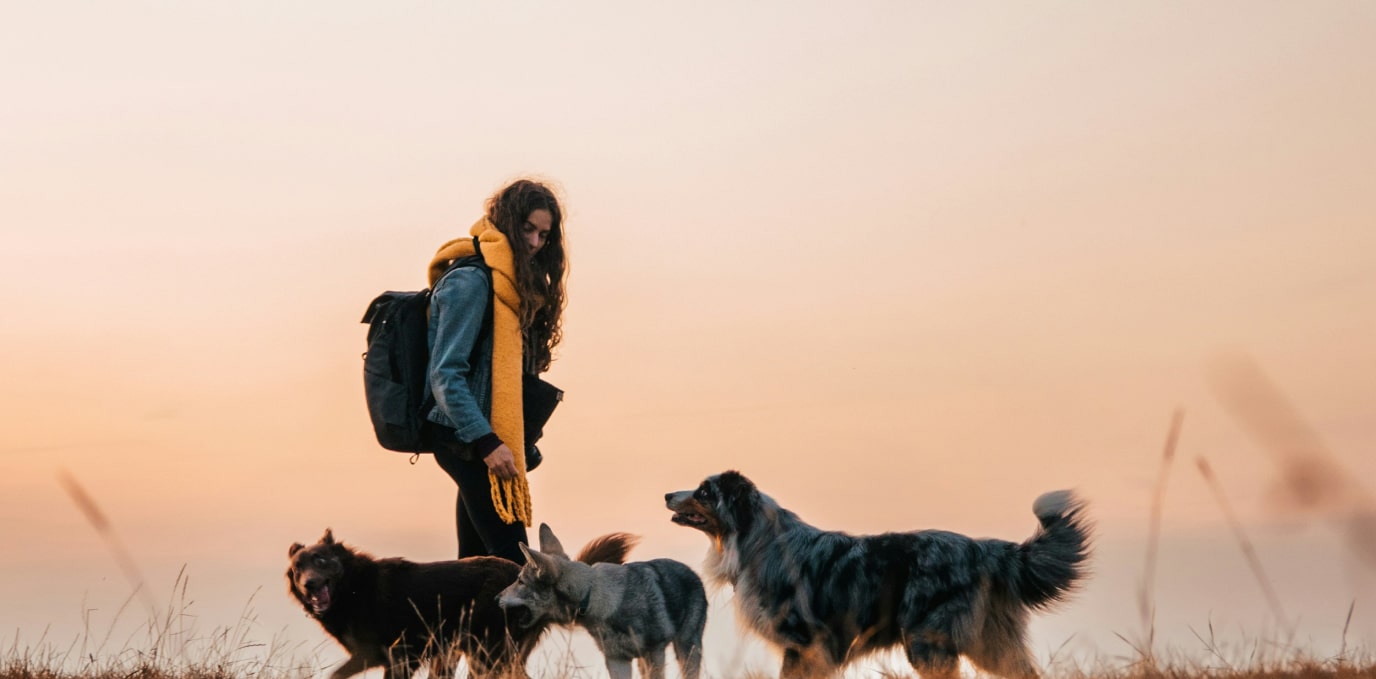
top-left (4, 579), bottom-right (1372, 679)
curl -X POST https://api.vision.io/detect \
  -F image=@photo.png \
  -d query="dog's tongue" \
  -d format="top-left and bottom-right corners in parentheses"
top-left (309, 587), bottom-right (331, 613)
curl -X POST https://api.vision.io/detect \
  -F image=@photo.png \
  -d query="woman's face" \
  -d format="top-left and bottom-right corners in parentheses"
top-left (520, 208), bottom-right (554, 259)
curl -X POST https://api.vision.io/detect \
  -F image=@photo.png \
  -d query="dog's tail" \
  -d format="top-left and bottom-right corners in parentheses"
top-left (575, 532), bottom-right (639, 565)
top-left (1012, 490), bottom-right (1092, 609)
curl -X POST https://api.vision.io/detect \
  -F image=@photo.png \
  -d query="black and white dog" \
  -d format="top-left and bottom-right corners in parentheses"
top-left (665, 471), bottom-right (1091, 679)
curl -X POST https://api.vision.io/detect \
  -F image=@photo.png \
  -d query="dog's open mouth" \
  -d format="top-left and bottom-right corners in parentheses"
top-left (305, 585), bottom-right (332, 614)
top-left (671, 511), bottom-right (708, 527)
top-left (503, 603), bottom-right (537, 629)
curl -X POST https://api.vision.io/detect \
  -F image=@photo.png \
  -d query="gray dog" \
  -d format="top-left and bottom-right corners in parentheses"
top-left (497, 523), bottom-right (707, 679)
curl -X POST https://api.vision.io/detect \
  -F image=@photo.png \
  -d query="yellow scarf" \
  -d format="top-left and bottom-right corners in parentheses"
top-left (427, 218), bottom-right (532, 527)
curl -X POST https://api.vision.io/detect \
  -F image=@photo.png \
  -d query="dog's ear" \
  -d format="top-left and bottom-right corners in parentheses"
top-left (537, 523), bottom-right (568, 558)
top-left (320, 528), bottom-right (335, 545)
top-left (288, 542), bottom-right (304, 558)
top-left (518, 542), bottom-right (537, 569)
top-left (718, 470), bottom-right (756, 503)
top-left (716, 470), bottom-right (762, 535)
top-left (525, 544), bottom-right (561, 576)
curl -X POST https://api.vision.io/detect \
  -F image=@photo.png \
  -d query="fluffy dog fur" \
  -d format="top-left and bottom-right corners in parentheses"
top-left (497, 524), bottom-right (707, 679)
top-left (286, 529), bottom-right (634, 679)
top-left (665, 471), bottom-right (1091, 679)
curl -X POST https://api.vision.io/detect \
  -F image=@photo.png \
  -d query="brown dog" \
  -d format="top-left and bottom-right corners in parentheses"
top-left (286, 529), bottom-right (634, 679)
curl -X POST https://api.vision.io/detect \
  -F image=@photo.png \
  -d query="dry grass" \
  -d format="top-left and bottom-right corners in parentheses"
top-left (7, 603), bottom-right (1376, 679)
top-left (1, 569), bottom-right (317, 679)
top-left (1053, 656), bottom-right (1376, 679)
top-left (8, 518), bottom-right (1376, 679)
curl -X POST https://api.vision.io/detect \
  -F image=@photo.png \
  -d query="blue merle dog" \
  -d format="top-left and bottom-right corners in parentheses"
top-left (665, 471), bottom-right (1091, 679)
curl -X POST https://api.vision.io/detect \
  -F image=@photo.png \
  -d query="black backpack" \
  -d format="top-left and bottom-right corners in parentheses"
top-left (360, 240), bottom-right (488, 453)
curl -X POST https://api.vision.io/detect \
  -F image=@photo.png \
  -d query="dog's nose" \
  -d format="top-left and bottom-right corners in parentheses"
top-left (664, 492), bottom-right (672, 502)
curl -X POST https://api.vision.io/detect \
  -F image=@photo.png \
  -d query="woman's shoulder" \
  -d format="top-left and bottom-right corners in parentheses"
top-left (432, 263), bottom-right (490, 300)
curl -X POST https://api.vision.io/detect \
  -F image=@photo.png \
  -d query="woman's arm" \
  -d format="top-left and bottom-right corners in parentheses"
top-left (428, 267), bottom-right (498, 445)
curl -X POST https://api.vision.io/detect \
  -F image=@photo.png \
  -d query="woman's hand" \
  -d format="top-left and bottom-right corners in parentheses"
top-left (485, 444), bottom-right (520, 479)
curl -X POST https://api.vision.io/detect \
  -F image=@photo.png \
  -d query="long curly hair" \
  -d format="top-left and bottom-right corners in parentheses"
top-left (485, 179), bottom-right (567, 374)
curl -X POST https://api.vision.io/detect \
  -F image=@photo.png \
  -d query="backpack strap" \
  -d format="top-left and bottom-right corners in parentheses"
top-left (434, 236), bottom-right (490, 286)
top-left (429, 235), bottom-right (496, 393)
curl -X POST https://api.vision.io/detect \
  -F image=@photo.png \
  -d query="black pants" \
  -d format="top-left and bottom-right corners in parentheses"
top-left (427, 423), bottom-right (528, 564)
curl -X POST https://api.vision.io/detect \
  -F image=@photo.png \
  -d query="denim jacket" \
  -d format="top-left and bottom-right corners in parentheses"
top-left (425, 265), bottom-right (494, 445)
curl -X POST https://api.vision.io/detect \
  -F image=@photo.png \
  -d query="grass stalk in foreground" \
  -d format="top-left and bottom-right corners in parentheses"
top-left (3, 570), bottom-right (319, 679)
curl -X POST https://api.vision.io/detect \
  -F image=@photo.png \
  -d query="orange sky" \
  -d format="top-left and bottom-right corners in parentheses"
top-left (3, 2), bottom-right (1375, 675)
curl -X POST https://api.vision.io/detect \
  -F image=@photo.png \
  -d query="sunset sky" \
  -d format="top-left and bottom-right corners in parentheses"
top-left (3, 2), bottom-right (1375, 676)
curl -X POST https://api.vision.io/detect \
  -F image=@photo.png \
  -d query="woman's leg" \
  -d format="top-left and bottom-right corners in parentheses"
top-left (455, 489), bottom-right (486, 559)
top-left (447, 456), bottom-right (529, 564)
top-left (434, 444), bottom-right (488, 558)
top-left (432, 431), bottom-right (528, 563)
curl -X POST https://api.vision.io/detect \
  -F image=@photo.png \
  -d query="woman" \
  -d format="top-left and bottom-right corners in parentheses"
top-left (423, 178), bottom-right (566, 563)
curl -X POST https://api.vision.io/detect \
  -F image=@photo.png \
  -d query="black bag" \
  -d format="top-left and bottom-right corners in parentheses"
top-left (523, 373), bottom-right (563, 444)
top-left (360, 242), bottom-right (487, 453)
top-left (522, 373), bottom-right (563, 470)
